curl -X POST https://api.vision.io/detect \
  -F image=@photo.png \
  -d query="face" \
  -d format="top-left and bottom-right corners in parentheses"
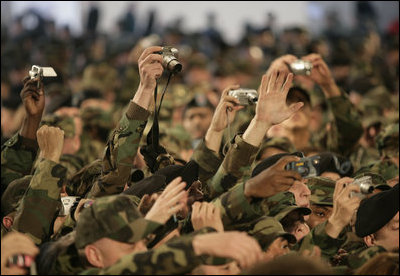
top-left (290, 221), bottom-right (310, 242)
top-left (374, 212), bottom-right (399, 252)
top-left (191, 262), bottom-right (240, 275)
top-left (265, 237), bottom-right (290, 259)
top-left (183, 107), bottom-right (213, 140)
top-left (260, 147), bottom-right (287, 161)
top-left (307, 204), bottom-right (333, 229)
top-left (289, 180), bottom-right (311, 208)
top-left (93, 238), bottom-right (147, 267)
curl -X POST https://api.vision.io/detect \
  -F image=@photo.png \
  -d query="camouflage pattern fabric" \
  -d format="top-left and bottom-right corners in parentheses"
top-left (375, 123), bottom-right (399, 158)
top-left (314, 90), bottom-right (363, 157)
top-left (205, 134), bottom-right (259, 200)
top-left (355, 159), bottom-right (399, 181)
top-left (257, 137), bottom-right (296, 160)
top-left (308, 176), bottom-right (336, 206)
top-left (75, 194), bottom-right (161, 249)
top-left (87, 102), bottom-right (150, 198)
top-left (191, 139), bottom-right (223, 185)
top-left (1, 175), bottom-right (31, 217)
top-left (77, 132), bottom-right (106, 166)
top-left (343, 245), bottom-right (387, 270)
top-left (1, 134), bottom-right (38, 191)
top-left (11, 158), bottom-right (67, 245)
top-left (40, 114), bottom-right (76, 138)
top-left (349, 145), bottom-right (381, 172)
top-left (66, 159), bottom-right (102, 198)
top-left (60, 154), bottom-right (85, 180)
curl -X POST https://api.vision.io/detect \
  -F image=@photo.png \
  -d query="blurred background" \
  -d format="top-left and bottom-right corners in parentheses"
top-left (1, 1), bottom-right (399, 155)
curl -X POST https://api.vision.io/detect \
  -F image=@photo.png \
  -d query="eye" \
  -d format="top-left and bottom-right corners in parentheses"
top-left (316, 212), bottom-right (325, 218)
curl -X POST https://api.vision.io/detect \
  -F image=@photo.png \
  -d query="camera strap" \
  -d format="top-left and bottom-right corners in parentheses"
top-left (222, 107), bottom-right (232, 156)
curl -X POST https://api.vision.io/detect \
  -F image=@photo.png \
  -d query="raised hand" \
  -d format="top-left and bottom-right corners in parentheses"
top-left (191, 201), bottom-right (224, 232)
top-left (137, 46), bottom-right (164, 90)
top-left (20, 76), bottom-right (45, 118)
top-left (144, 177), bottom-right (187, 224)
top-left (37, 125), bottom-right (65, 163)
top-left (256, 71), bottom-right (304, 125)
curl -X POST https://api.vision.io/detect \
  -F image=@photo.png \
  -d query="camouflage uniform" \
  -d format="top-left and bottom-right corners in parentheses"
top-left (11, 158), bottom-right (67, 245)
top-left (1, 134), bottom-right (38, 192)
top-left (86, 102), bottom-right (150, 198)
top-left (339, 245), bottom-right (387, 271)
top-left (308, 176), bottom-right (336, 207)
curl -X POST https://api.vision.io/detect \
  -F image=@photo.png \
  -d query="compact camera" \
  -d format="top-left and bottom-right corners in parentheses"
top-left (29, 65), bottom-right (57, 80)
top-left (289, 60), bottom-right (313, 76)
top-left (285, 155), bottom-right (321, 178)
top-left (155, 46), bottom-right (182, 74)
top-left (228, 88), bottom-right (258, 105)
top-left (350, 176), bottom-right (374, 198)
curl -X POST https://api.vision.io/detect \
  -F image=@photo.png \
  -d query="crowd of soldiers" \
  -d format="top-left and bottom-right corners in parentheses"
top-left (1, 4), bottom-right (399, 275)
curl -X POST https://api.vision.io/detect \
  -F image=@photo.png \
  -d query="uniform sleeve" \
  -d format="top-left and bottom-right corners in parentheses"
top-left (206, 135), bottom-right (259, 200)
top-left (211, 183), bottom-right (265, 228)
top-left (87, 102), bottom-right (149, 198)
top-left (325, 91), bottom-right (363, 156)
top-left (11, 158), bottom-right (67, 245)
top-left (1, 134), bottom-right (38, 191)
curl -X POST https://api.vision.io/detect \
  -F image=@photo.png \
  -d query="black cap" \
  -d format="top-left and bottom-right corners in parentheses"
top-left (355, 183), bottom-right (399, 237)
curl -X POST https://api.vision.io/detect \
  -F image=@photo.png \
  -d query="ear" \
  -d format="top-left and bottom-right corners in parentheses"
top-left (2, 216), bottom-right (13, 229)
top-left (85, 244), bottom-right (104, 268)
top-left (363, 234), bottom-right (376, 247)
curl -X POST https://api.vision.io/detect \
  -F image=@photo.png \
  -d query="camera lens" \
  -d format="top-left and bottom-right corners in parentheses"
top-left (359, 183), bottom-right (374, 194)
top-left (167, 59), bottom-right (182, 73)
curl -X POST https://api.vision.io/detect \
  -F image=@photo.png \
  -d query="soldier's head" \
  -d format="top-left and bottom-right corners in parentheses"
top-left (249, 216), bottom-right (296, 257)
top-left (182, 94), bottom-right (214, 141)
top-left (75, 194), bottom-right (160, 268)
top-left (376, 123), bottom-right (399, 167)
top-left (312, 152), bottom-right (354, 181)
top-left (306, 176), bottom-right (336, 229)
top-left (257, 137), bottom-right (296, 161)
top-left (275, 206), bottom-right (311, 242)
top-left (356, 184), bottom-right (399, 252)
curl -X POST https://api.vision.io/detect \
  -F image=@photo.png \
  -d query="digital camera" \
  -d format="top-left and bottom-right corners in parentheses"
top-left (289, 60), bottom-right (313, 76)
top-left (228, 88), bottom-right (258, 105)
top-left (155, 46), bottom-right (182, 74)
top-left (285, 155), bottom-right (321, 178)
top-left (350, 176), bottom-right (374, 198)
top-left (29, 65), bottom-right (57, 80)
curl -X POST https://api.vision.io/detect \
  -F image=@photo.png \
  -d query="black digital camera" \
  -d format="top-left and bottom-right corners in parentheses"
top-left (285, 155), bottom-right (321, 178)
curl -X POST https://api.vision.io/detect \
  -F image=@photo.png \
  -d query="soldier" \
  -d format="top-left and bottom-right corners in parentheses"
top-left (1, 76), bottom-right (45, 191)
top-left (343, 183), bottom-right (399, 271)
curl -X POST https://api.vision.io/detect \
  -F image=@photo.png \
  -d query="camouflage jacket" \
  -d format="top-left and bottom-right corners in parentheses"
top-left (205, 134), bottom-right (259, 200)
top-left (60, 154), bottom-right (85, 180)
top-left (11, 158), bottom-right (67, 245)
top-left (313, 91), bottom-right (364, 157)
top-left (87, 102), bottom-right (149, 198)
top-left (349, 145), bottom-right (380, 173)
top-left (343, 245), bottom-right (387, 270)
top-left (1, 134), bottom-right (38, 192)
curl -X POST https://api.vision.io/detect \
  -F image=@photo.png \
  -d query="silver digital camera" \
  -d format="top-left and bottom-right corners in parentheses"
top-left (228, 88), bottom-right (258, 105)
top-left (289, 60), bottom-right (313, 76)
top-left (29, 65), bottom-right (57, 80)
top-left (155, 46), bottom-right (182, 74)
top-left (350, 176), bottom-right (374, 198)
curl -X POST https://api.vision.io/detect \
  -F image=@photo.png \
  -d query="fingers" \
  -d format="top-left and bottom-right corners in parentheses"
top-left (288, 102), bottom-right (304, 113)
top-left (162, 177), bottom-right (183, 194)
top-left (282, 73), bottom-right (294, 97)
top-left (222, 84), bottom-right (240, 97)
top-left (274, 155), bottom-right (301, 170)
top-left (138, 46), bottom-right (163, 63)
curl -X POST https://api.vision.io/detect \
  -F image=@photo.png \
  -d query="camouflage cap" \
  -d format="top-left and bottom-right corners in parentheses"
top-left (75, 194), bottom-right (161, 249)
top-left (80, 107), bottom-right (114, 130)
top-left (258, 137), bottom-right (296, 156)
top-left (308, 176), bottom-right (336, 206)
top-left (274, 205), bottom-right (311, 222)
top-left (248, 216), bottom-right (297, 251)
top-left (1, 175), bottom-right (31, 217)
top-left (40, 114), bottom-right (75, 138)
top-left (159, 126), bottom-right (192, 162)
top-left (354, 160), bottom-right (399, 181)
top-left (375, 123), bottom-right (399, 158)
top-left (265, 191), bottom-right (297, 217)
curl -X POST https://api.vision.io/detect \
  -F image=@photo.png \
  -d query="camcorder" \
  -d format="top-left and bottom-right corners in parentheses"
top-left (289, 60), bottom-right (313, 76)
top-left (285, 155), bottom-right (321, 178)
top-left (228, 88), bottom-right (258, 105)
top-left (29, 65), bottom-right (57, 88)
top-left (350, 176), bottom-right (374, 198)
top-left (154, 46), bottom-right (182, 74)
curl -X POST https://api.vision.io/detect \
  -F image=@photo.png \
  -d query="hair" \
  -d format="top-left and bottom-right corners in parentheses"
top-left (242, 253), bottom-right (332, 275)
top-left (287, 86), bottom-right (311, 107)
top-left (354, 252), bottom-right (399, 275)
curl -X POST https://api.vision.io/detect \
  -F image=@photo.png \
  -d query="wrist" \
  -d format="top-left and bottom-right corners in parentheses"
top-left (326, 216), bottom-right (346, 239)
top-left (320, 81), bottom-right (341, 98)
top-left (192, 235), bottom-right (206, 255)
top-left (132, 83), bottom-right (154, 110)
top-left (40, 152), bottom-right (61, 163)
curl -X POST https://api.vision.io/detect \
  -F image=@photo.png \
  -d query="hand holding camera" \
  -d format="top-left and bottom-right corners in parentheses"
top-left (285, 155), bottom-right (321, 178)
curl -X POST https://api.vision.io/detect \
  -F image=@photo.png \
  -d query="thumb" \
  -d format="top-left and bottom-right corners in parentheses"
top-left (288, 102), bottom-right (304, 113)
top-left (274, 155), bottom-right (301, 170)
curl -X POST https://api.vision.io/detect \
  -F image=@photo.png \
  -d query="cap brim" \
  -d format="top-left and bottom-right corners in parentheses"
top-left (277, 232), bottom-right (297, 244)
